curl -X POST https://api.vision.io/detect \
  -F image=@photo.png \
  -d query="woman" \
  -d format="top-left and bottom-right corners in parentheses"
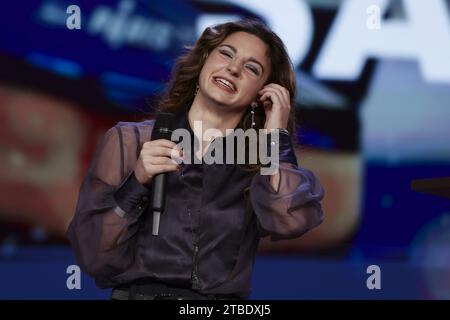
top-left (67, 19), bottom-right (324, 300)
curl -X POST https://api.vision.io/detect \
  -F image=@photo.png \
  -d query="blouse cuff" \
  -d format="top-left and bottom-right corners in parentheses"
top-left (113, 171), bottom-right (151, 216)
top-left (265, 131), bottom-right (298, 167)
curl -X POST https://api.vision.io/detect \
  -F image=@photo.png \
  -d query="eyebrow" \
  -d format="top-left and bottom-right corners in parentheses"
top-left (219, 44), bottom-right (265, 74)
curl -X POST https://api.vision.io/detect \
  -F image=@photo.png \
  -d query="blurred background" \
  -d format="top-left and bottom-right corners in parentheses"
top-left (1, 0), bottom-right (450, 299)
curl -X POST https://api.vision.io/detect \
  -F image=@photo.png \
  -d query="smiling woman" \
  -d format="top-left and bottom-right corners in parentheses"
top-left (200, 32), bottom-right (269, 103)
top-left (66, 19), bottom-right (325, 300)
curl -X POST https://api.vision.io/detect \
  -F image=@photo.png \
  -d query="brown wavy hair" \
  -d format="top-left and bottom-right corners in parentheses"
top-left (156, 19), bottom-right (297, 169)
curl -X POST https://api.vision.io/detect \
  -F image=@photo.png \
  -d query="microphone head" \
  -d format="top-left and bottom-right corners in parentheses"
top-left (151, 112), bottom-right (176, 141)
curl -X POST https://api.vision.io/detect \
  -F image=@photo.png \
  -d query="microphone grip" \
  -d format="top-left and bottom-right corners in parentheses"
top-left (149, 112), bottom-right (176, 236)
top-left (151, 173), bottom-right (166, 236)
top-left (151, 173), bottom-right (167, 211)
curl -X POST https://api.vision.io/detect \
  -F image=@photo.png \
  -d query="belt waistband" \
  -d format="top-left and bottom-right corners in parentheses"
top-left (111, 288), bottom-right (216, 300)
top-left (111, 280), bottom-right (239, 300)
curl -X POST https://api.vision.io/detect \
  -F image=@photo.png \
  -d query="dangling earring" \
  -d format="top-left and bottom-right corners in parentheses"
top-left (250, 102), bottom-right (257, 128)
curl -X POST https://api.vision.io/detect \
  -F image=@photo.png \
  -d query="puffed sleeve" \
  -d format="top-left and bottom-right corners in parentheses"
top-left (249, 133), bottom-right (325, 241)
top-left (66, 121), bottom-right (153, 287)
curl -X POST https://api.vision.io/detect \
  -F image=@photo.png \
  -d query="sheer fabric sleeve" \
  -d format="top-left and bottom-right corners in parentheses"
top-left (66, 121), bottom-right (153, 286)
top-left (250, 133), bottom-right (325, 241)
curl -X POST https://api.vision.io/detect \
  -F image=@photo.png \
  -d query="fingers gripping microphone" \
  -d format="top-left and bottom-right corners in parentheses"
top-left (151, 112), bottom-right (176, 236)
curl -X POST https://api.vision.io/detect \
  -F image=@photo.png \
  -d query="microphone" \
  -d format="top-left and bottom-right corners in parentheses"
top-left (151, 112), bottom-right (176, 236)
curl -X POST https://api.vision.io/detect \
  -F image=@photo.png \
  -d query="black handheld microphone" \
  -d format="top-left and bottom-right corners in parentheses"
top-left (151, 112), bottom-right (176, 236)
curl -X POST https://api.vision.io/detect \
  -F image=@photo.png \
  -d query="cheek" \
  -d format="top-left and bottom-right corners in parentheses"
top-left (241, 80), bottom-right (263, 97)
top-left (199, 58), bottom-right (221, 81)
top-left (198, 70), bottom-right (212, 89)
top-left (204, 56), bottom-right (226, 71)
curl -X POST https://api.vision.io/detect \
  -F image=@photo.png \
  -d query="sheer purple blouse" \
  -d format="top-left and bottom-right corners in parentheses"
top-left (66, 105), bottom-right (324, 298)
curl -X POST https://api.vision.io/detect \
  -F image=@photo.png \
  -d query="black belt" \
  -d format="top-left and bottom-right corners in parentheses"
top-left (111, 280), bottom-right (239, 300)
top-left (111, 289), bottom-right (219, 300)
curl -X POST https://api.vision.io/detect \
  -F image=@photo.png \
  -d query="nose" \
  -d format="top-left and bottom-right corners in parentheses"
top-left (226, 61), bottom-right (241, 77)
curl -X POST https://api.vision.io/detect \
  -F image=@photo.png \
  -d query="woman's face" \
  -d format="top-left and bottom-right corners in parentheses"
top-left (197, 31), bottom-right (271, 111)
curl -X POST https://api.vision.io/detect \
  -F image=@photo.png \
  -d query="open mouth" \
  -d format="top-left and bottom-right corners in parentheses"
top-left (213, 77), bottom-right (236, 93)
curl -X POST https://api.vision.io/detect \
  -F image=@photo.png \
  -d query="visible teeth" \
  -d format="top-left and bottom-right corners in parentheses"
top-left (215, 78), bottom-right (235, 91)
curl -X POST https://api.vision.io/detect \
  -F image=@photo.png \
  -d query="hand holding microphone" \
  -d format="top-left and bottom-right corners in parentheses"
top-left (134, 139), bottom-right (182, 186)
top-left (133, 113), bottom-right (179, 236)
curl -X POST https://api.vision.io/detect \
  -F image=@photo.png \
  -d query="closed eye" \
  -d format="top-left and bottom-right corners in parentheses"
top-left (219, 50), bottom-right (232, 58)
top-left (246, 65), bottom-right (259, 75)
